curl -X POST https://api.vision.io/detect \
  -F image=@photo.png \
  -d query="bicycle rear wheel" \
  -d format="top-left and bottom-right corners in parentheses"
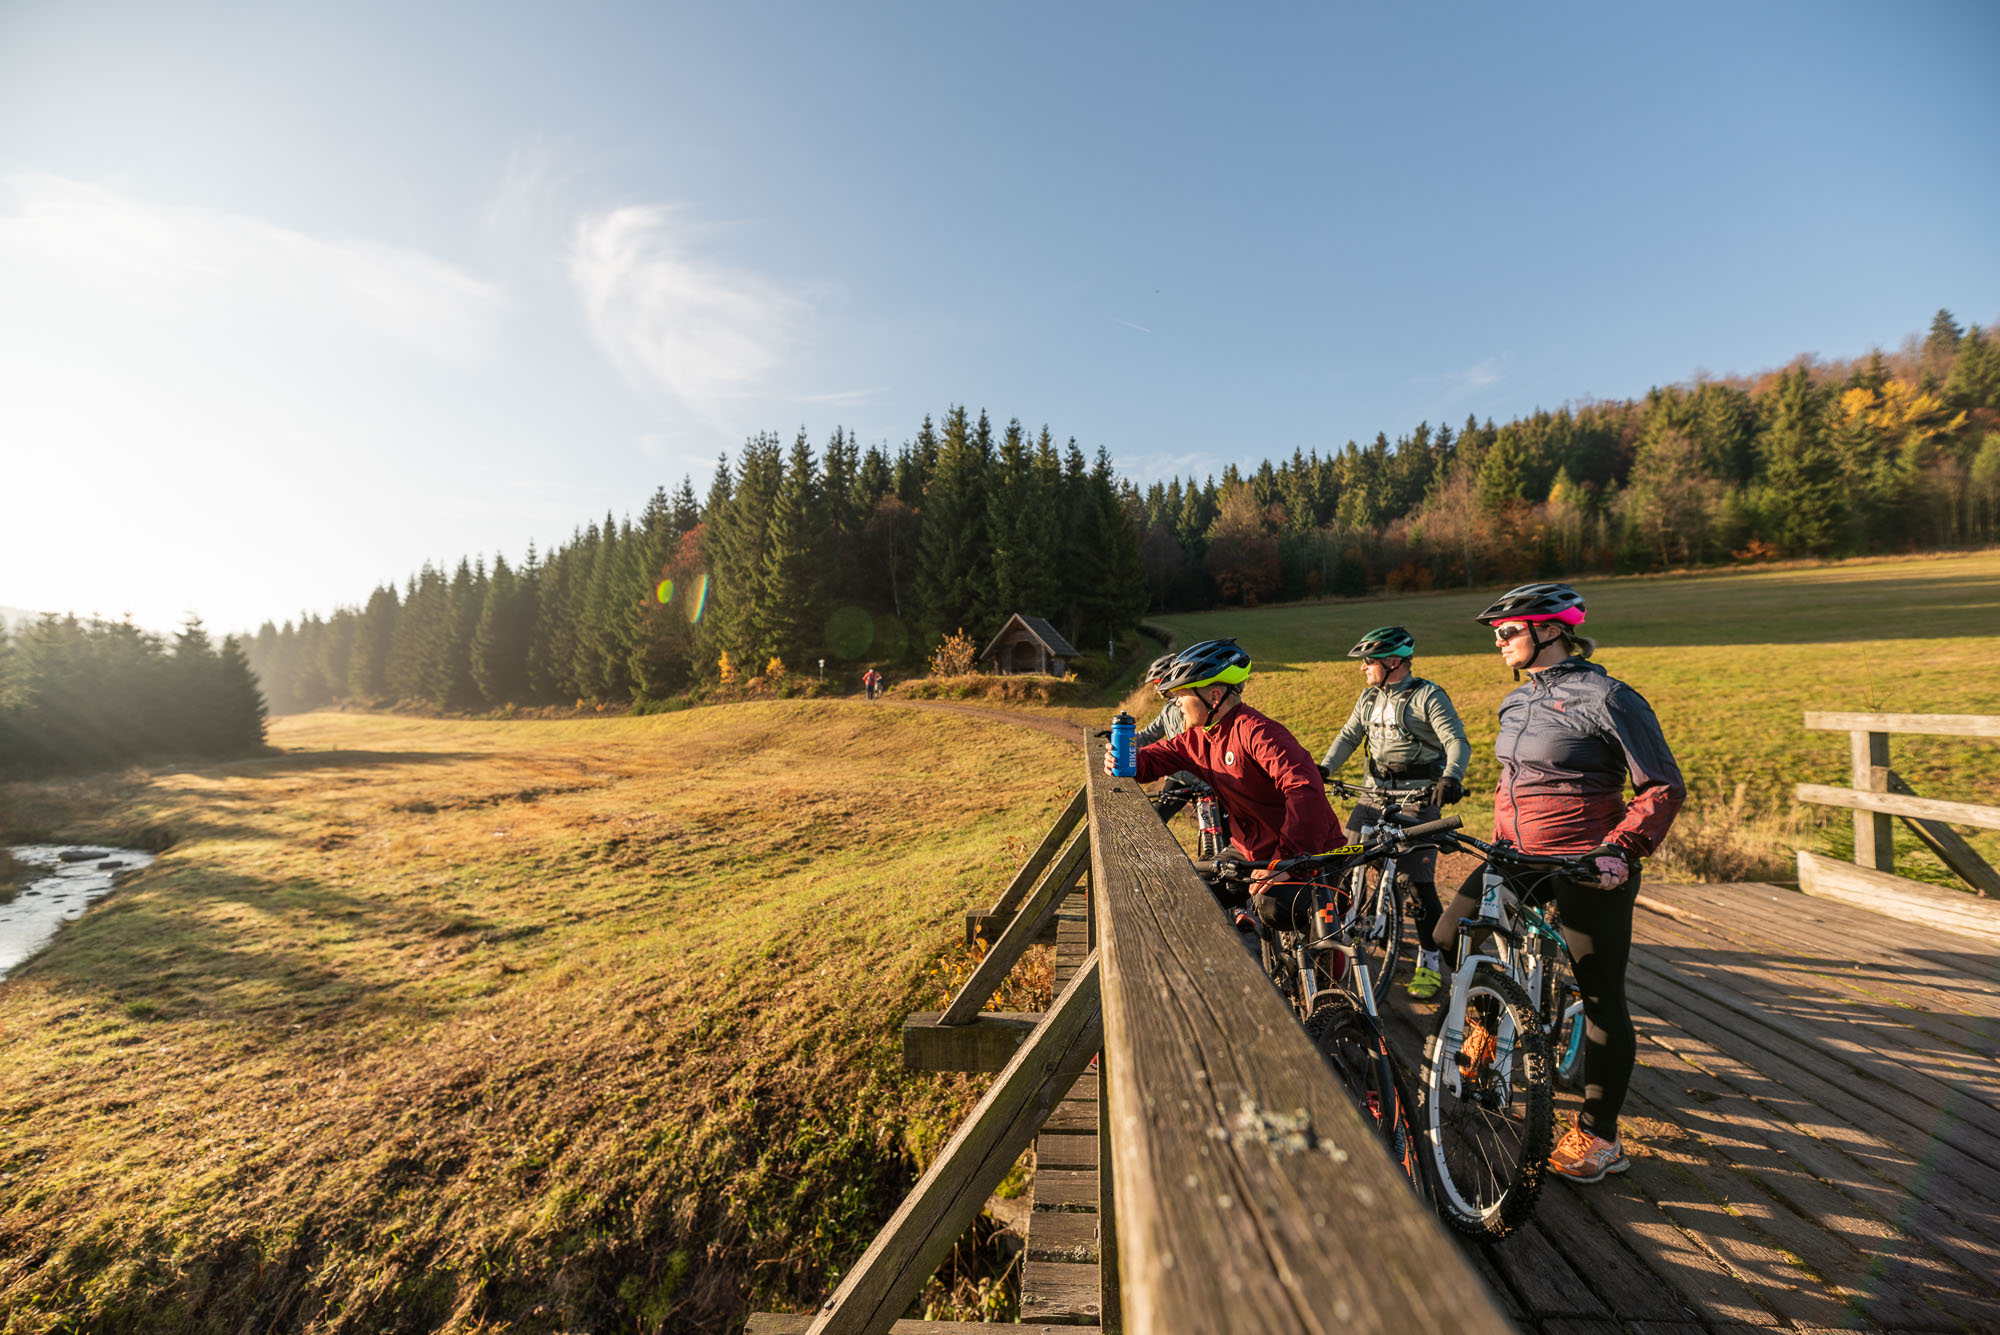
top-left (1305, 993), bottom-right (1431, 1202)
top-left (1337, 863), bottom-right (1402, 1011)
top-left (1420, 964), bottom-right (1554, 1240)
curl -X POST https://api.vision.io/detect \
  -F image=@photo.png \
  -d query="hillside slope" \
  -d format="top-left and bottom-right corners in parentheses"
top-left (0, 704), bottom-right (1073, 1333)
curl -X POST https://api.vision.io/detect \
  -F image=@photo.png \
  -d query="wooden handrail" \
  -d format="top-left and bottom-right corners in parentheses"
top-left (1794, 783), bottom-right (2000, 833)
top-left (1803, 712), bottom-right (2000, 739)
top-left (1085, 739), bottom-right (1510, 1335)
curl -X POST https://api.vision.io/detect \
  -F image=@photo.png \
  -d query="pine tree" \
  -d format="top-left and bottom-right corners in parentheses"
top-left (1759, 364), bottom-right (1842, 554)
top-left (761, 430), bottom-right (831, 665)
top-left (914, 406), bottom-right (994, 643)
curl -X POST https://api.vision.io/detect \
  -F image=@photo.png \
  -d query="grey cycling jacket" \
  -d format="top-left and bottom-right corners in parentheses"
top-left (1321, 675), bottom-right (1470, 783)
top-left (1136, 699), bottom-right (1187, 746)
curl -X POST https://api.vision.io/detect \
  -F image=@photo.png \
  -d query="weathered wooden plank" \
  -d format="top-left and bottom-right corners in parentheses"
top-left (1529, 1178), bottom-right (1703, 1322)
top-left (1045, 1100), bottom-right (1099, 1133)
top-left (1621, 968), bottom-right (2000, 1250)
top-left (806, 957), bottom-right (1102, 1335)
top-left (899, 1011), bottom-right (1042, 1074)
top-left (1795, 783), bottom-right (2000, 833)
top-left (1623, 1040), bottom-right (2000, 1329)
top-left (1797, 851), bottom-right (2000, 947)
top-left (1478, 1221), bottom-right (1610, 1320)
top-left (1085, 739), bottom-right (1511, 1335)
top-left (1020, 1260), bottom-right (1103, 1325)
top-left (750, 1319), bottom-right (1097, 1335)
top-left (1803, 711), bottom-right (2000, 739)
top-left (1033, 1168), bottom-right (1099, 1211)
top-left (1036, 1131), bottom-right (1097, 1170)
top-left (940, 828), bottom-right (1089, 1026)
top-left (1026, 1209), bottom-right (1100, 1263)
top-left (1097, 1039), bottom-right (1120, 1335)
top-left (983, 785), bottom-right (1089, 926)
top-left (1884, 767), bottom-right (2000, 897)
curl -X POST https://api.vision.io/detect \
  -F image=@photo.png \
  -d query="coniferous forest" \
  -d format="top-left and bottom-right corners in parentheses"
top-left (14, 311), bottom-right (1993, 732)
top-left (0, 618), bottom-right (267, 779)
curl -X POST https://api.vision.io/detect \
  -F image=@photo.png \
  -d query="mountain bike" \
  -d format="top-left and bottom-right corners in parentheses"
top-left (1198, 814), bottom-right (1460, 1204)
top-left (1415, 829), bottom-right (1597, 1239)
top-left (1322, 777), bottom-right (1436, 1009)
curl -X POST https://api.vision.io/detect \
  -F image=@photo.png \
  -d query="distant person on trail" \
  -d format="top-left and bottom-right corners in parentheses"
top-left (862, 668), bottom-right (883, 701)
top-left (1106, 638), bottom-right (1341, 937)
top-left (1319, 625), bottom-right (1471, 1003)
top-left (1464, 582), bottom-right (1685, 1186)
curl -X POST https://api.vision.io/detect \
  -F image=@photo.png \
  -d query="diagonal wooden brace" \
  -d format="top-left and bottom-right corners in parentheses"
top-left (971, 785), bottom-right (1087, 942)
top-left (941, 825), bottom-right (1088, 1026)
top-left (808, 953), bottom-right (1103, 1335)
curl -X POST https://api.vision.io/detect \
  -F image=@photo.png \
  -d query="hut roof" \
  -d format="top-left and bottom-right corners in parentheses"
top-left (981, 613), bottom-right (1078, 662)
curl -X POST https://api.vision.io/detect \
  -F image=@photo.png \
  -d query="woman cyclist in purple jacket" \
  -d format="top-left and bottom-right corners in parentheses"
top-left (1452, 583), bottom-right (1686, 1185)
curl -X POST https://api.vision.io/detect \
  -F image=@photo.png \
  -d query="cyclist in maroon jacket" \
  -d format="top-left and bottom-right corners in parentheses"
top-left (1457, 583), bottom-right (1685, 1185)
top-left (1105, 638), bottom-right (1341, 934)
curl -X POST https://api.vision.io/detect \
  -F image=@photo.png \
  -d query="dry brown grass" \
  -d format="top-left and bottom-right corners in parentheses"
top-left (0, 703), bottom-right (1078, 1334)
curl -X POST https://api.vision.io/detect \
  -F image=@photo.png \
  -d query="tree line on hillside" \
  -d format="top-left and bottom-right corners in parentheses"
top-left (242, 405), bottom-right (1149, 715)
top-left (1131, 309), bottom-right (2000, 605)
top-left (0, 617), bottom-right (267, 778)
top-left (239, 310), bottom-right (2000, 716)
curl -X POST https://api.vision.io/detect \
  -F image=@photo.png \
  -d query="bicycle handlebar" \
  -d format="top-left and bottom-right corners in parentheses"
top-left (1194, 815), bottom-right (1463, 881)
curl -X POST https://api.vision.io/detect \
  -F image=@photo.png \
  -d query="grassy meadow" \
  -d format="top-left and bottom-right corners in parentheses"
top-left (0, 704), bottom-right (1072, 1334)
top-left (1138, 550), bottom-right (2000, 886)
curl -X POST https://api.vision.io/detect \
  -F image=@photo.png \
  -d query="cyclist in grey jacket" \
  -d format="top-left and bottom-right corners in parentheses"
top-left (1321, 626), bottom-right (1471, 1000)
top-left (1135, 652), bottom-right (1186, 745)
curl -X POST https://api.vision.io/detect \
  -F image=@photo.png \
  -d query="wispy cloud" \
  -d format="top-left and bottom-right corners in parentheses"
top-left (1457, 358), bottom-right (1501, 392)
top-left (1102, 313), bottom-right (1152, 334)
top-left (569, 204), bottom-right (805, 429)
top-left (0, 174), bottom-right (501, 361)
top-left (799, 387), bottom-right (889, 407)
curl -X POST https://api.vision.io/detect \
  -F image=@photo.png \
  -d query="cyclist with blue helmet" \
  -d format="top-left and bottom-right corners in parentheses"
top-left (1106, 638), bottom-right (1341, 935)
top-left (1320, 625), bottom-right (1471, 1002)
top-left (1134, 650), bottom-right (1186, 746)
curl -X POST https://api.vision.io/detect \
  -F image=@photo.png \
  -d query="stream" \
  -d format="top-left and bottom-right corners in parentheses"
top-left (1, 845), bottom-right (156, 979)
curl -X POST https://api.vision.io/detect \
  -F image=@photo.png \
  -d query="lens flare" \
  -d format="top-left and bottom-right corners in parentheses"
top-left (656, 578), bottom-right (674, 605)
top-left (685, 572), bottom-right (710, 624)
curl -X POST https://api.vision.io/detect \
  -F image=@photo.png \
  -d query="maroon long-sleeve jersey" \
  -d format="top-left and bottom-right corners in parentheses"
top-left (1135, 702), bottom-right (1342, 861)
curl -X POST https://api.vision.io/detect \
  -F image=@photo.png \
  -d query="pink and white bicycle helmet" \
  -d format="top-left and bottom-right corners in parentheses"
top-left (1474, 582), bottom-right (1587, 626)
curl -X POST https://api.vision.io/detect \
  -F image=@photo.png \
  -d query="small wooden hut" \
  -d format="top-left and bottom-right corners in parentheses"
top-left (980, 614), bottom-right (1077, 676)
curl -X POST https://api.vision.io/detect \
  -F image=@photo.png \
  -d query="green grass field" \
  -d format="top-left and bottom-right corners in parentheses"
top-left (1139, 550), bottom-right (2000, 885)
top-left (0, 704), bottom-right (1070, 1334)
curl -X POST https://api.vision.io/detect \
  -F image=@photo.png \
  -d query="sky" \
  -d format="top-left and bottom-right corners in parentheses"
top-left (2, 1), bottom-right (1996, 636)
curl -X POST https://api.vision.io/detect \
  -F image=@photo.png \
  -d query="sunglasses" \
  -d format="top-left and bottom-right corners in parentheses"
top-left (1491, 623), bottom-right (1534, 644)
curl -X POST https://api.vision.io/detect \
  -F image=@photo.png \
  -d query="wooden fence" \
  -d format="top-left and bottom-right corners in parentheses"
top-left (750, 737), bottom-right (1512, 1335)
top-left (1794, 711), bottom-right (2000, 942)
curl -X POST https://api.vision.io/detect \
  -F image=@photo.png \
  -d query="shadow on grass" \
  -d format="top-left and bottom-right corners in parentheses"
top-left (212, 749), bottom-right (487, 776)
top-left (14, 859), bottom-right (508, 1030)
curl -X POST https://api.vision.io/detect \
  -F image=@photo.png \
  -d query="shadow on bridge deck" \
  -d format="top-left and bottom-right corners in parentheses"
top-left (1377, 878), bottom-right (2000, 1335)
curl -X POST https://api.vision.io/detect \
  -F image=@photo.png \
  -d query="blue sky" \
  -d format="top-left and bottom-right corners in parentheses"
top-left (3, 1), bottom-right (1996, 634)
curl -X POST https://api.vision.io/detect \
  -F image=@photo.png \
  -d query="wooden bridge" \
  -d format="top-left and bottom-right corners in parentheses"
top-left (752, 720), bottom-right (2000, 1335)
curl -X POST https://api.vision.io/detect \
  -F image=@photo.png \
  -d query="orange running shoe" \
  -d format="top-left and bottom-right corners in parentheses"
top-left (1549, 1122), bottom-right (1629, 1183)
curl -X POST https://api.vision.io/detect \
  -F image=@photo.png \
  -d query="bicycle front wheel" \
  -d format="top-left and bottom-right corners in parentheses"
top-left (1305, 993), bottom-right (1431, 1202)
top-left (1539, 941), bottom-right (1586, 1093)
top-left (1421, 964), bottom-right (1554, 1240)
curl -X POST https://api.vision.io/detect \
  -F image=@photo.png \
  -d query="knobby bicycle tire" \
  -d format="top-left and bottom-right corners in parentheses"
top-left (1421, 964), bottom-right (1554, 1240)
top-left (1305, 993), bottom-right (1432, 1204)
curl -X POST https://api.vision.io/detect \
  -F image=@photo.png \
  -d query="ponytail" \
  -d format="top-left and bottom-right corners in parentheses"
top-left (1564, 633), bottom-right (1597, 660)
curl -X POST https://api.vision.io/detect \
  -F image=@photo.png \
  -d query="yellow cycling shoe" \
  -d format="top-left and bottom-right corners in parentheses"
top-left (1406, 965), bottom-right (1443, 1001)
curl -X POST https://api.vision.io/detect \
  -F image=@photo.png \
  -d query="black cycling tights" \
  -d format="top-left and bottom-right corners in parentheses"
top-left (1552, 872), bottom-right (1639, 1143)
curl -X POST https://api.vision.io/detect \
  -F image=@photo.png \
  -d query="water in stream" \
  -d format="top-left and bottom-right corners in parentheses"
top-left (1, 845), bottom-right (156, 979)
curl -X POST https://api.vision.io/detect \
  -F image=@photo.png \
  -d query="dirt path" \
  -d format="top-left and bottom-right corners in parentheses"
top-left (884, 698), bottom-right (1087, 743)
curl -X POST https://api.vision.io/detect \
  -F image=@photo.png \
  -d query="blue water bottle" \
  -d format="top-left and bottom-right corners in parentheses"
top-left (1110, 711), bottom-right (1137, 777)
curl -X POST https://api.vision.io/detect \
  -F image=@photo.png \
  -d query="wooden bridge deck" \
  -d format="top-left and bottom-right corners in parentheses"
top-left (1363, 877), bottom-right (2000, 1335)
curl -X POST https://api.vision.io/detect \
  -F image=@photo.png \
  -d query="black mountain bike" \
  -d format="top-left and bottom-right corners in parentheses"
top-left (1198, 815), bottom-right (1460, 1205)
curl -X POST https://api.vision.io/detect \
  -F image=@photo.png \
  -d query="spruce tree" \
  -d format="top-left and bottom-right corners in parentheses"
top-left (914, 406), bottom-right (994, 643)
